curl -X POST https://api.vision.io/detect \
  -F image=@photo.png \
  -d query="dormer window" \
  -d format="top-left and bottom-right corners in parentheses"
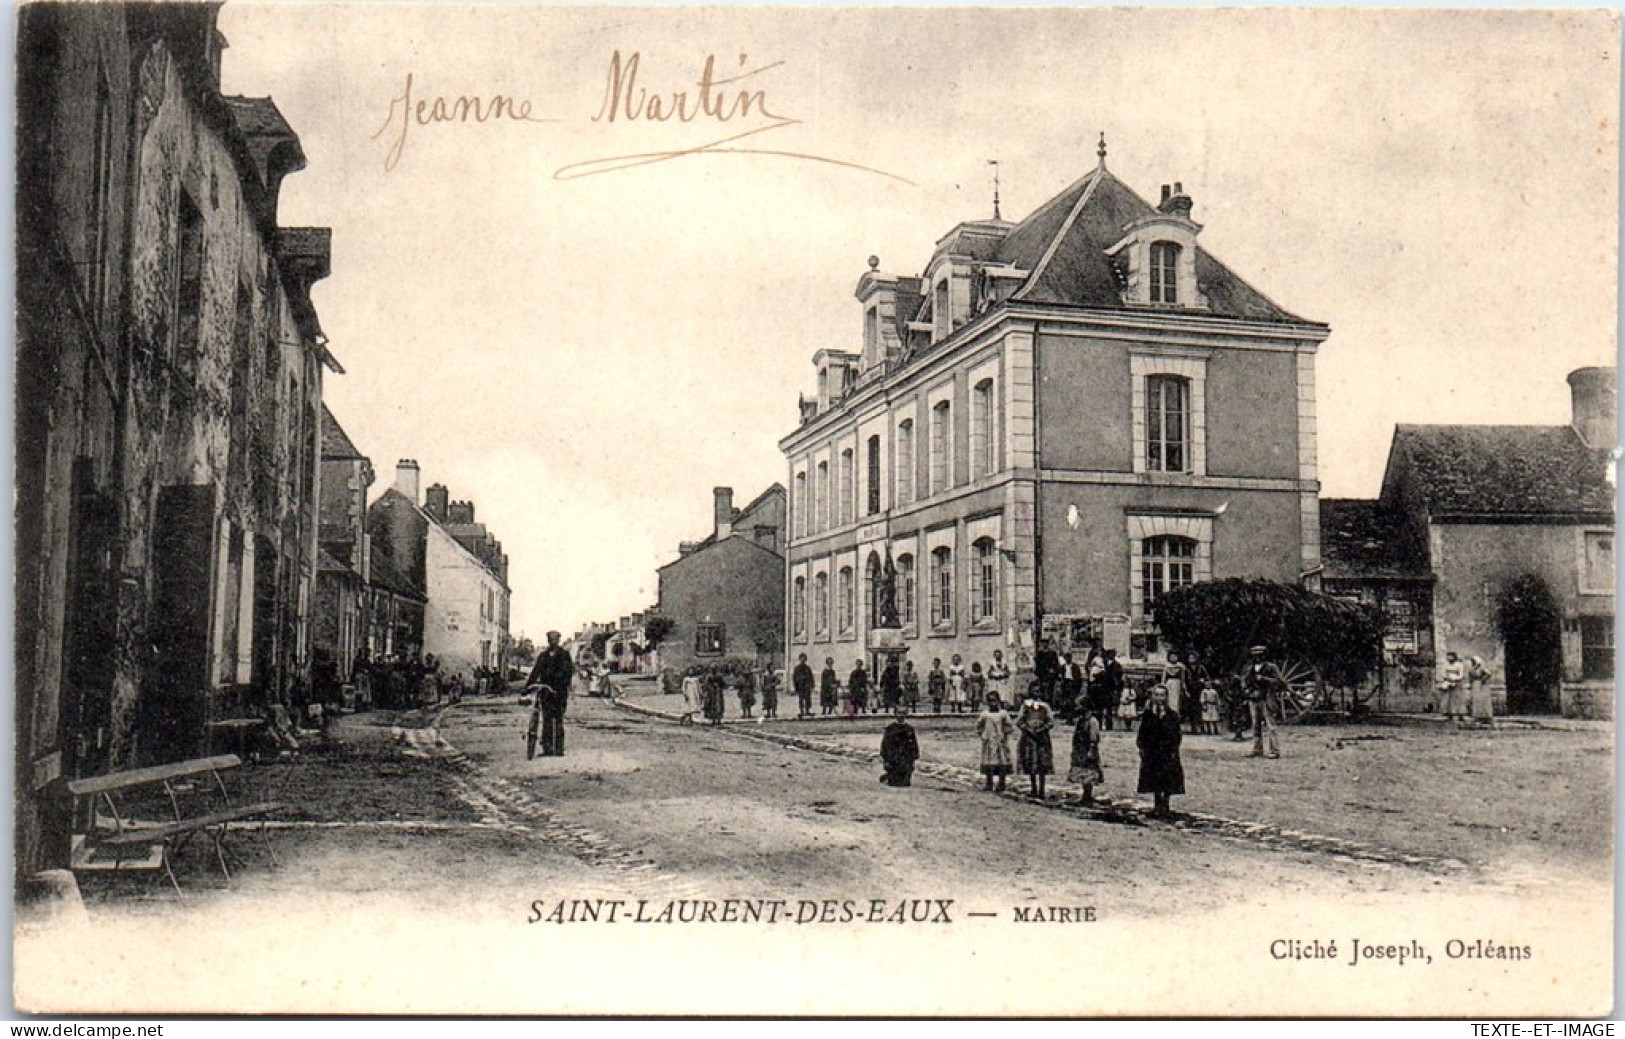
top-left (1149, 241), bottom-right (1180, 305)
top-left (933, 279), bottom-right (951, 341)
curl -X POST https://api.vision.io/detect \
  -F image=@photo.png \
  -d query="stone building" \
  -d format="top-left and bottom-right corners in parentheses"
top-left (657, 486), bottom-right (788, 680)
top-left (366, 461), bottom-right (512, 682)
top-left (314, 406), bottom-right (373, 682)
top-left (1322, 368), bottom-right (1615, 718)
top-left (780, 144), bottom-right (1328, 681)
top-left (16, 4), bottom-right (334, 878)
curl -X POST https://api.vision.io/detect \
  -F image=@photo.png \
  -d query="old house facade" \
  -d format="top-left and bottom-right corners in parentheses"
top-left (657, 486), bottom-right (788, 680)
top-left (16, 4), bottom-right (334, 879)
top-left (781, 146), bottom-right (1327, 680)
top-left (314, 406), bottom-right (373, 682)
top-left (1322, 368), bottom-right (1615, 718)
top-left (366, 461), bottom-right (512, 682)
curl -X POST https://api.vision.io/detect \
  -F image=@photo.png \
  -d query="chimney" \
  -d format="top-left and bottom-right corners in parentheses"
top-left (714, 487), bottom-right (734, 540)
top-left (424, 484), bottom-right (450, 522)
top-left (448, 500), bottom-right (475, 524)
top-left (678, 541), bottom-right (700, 557)
top-left (1158, 181), bottom-right (1194, 219)
top-left (1568, 367), bottom-right (1617, 450)
top-left (394, 459), bottom-right (420, 504)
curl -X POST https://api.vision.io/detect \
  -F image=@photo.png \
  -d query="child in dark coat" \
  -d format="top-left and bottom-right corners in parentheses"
top-left (880, 708), bottom-right (920, 787)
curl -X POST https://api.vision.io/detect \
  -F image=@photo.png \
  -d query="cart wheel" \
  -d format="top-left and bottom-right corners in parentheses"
top-left (1274, 656), bottom-right (1324, 723)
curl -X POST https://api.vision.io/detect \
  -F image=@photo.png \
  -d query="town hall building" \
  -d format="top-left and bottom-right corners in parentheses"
top-left (779, 140), bottom-right (1329, 678)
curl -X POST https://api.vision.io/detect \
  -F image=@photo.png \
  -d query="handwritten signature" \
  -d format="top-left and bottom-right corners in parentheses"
top-left (372, 52), bottom-right (912, 185)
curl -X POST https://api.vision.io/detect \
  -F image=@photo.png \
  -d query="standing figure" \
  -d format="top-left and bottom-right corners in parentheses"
top-left (1067, 709), bottom-right (1104, 804)
top-left (1016, 689), bottom-right (1055, 799)
top-left (1060, 653), bottom-right (1085, 722)
top-left (880, 707), bottom-right (920, 787)
top-left (760, 668), bottom-right (779, 719)
top-left (947, 654), bottom-right (968, 713)
top-left (928, 658), bottom-right (948, 714)
top-left (1199, 680), bottom-right (1222, 736)
top-left (1467, 656), bottom-right (1495, 727)
top-left (1438, 651), bottom-right (1466, 720)
top-left (737, 673), bottom-right (756, 718)
top-left (527, 631), bottom-right (576, 757)
top-left (1101, 650), bottom-right (1126, 730)
top-left (966, 663), bottom-right (988, 712)
top-left (986, 650), bottom-right (1012, 705)
top-left (1034, 640), bottom-right (1062, 702)
top-left (793, 653), bottom-right (815, 718)
top-left (847, 660), bottom-right (870, 717)
top-left (702, 672), bottom-right (727, 726)
top-left (880, 656), bottom-right (902, 710)
top-left (1116, 682), bottom-right (1139, 732)
top-left (901, 660), bottom-right (921, 711)
top-left (975, 692), bottom-right (1017, 792)
top-left (1242, 646), bottom-right (1282, 759)
top-left (681, 672), bottom-right (705, 725)
top-left (1136, 685), bottom-right (1185, 818)
top-left (820, 657), bottom-right (840, 716)
top-left (1162, 652), bottom-right (1188, 724)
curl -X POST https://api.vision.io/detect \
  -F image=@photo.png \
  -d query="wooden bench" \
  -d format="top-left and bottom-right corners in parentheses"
top-left (66, 754), bottom-right (282, 895)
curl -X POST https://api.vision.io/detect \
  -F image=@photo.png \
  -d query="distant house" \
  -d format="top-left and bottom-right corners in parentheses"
top-left (657, 485), bottom-right (787, 681)
top-left (367, 460), bottom-right (511, 681)
top-left (1322, 368), bottom-right (1615, 718)
top-left (315, 407), bottom-right (373, 680)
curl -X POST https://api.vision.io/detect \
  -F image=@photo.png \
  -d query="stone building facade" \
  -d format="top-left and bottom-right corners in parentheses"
top-left (657, 486), bottom-right (788, 680)
top-left (315, 406), bottom-right (373, 682)
top-left (1323, 368), bottom-right (1615, 718)
top-left (16, 4), bottom-right (334, 879)
top-left (367, 462), bottom-right (512, 682)
top-left (780, 149), bottom-right (1328, 683)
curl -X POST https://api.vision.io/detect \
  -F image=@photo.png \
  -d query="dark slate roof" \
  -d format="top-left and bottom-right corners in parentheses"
top-left (321, 405), bottom-right (366, 461)
top-left (982, 167), bottom-right (1315, 324)
top-left (1319, 498), bottom-right (1429, 580)
top-left (1392, 425), bottom-right (1614, 518)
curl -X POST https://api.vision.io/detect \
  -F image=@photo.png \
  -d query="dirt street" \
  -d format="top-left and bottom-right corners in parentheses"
top-left (14, 691), bottom-right (1612, 1017)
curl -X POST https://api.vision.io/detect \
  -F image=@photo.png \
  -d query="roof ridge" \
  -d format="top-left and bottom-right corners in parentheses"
top-left (1011, 166), bottom-right (1106, 303)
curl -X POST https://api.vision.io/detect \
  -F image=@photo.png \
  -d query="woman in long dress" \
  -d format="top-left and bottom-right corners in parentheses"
top-left (1162, 652), bottom-right (1188, 727)
top-left (1067, 710), bottom-right (1104, 803)
top-left (947, 654), bottom-right (968, 713)
top-left (1016, 691), bottom-right (1055, 798)
top-left (1136, 685), bottom-right (1185, 817)
top-left (975, 692), bottom-right (1016, 792)
top-left (987, 650), bottom-right (1012, 706)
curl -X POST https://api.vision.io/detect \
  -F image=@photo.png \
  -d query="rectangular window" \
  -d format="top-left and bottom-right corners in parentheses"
top-left (695, 623), bottom-right (725, 656)
top-left (814, 573), bottom-right (829, 636)
top-left (1146, 376), bottom-right (1189, 473)
top-left (837, 568), bottom-right (855, 635)
top-left (815, 462), bottom-right (829, 533)
top-left (1150, 241), bottom-right (1180, 304)
top-left (792, 578), bottom-right (807, 638)
top-left (931, 548), bottom-right (953, 627)
top-left (1141, 535), bottom-right (1197, 616)
top-left (839, 450), bottom-right (854, 525)
top-left (971, 539), bottom-right (998, 623)
top-left (1581, 615), bottom-right (1613, 680)
top-left (793, 472), bottom-right (807, 539)
top-left (897, 555), bottom-right (916, 629)
top-left (1583, 532), bottom-right (1614, 594)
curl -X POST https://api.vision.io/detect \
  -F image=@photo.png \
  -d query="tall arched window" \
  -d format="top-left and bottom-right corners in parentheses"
top-left (1146, 375), bottom-right (1189, 473)
top-left (930, 400), bottom-right (952, 493)
top-left (971, 377), bottom-right (996, 478)
top-left (792, 576), bottom-right (807, 638)
top-left (814, 572), bottom-right (829, 636)
top-left (865, 553), bottom-right (882, 628)
top-left (815, 460), bottom-right (829, 531)
top-left (839, 448), bottom-right (855, 525)
top-left (793, 471), bottom-right (807, 538)
top-left (837, 566), bottom-right (855, 635)
top-left (895, 418), bottom-right (915, 506)
top-left (931, 546), bottom-right (954, 628)
top-left (896, 553), bottom-right (916, 628)
top-left (1141, 535), bottom-right (1197, 614)
top-left (970, 537), bottom-right (999, 624)
top-left (866, 436), bottom-right (882, 516)
top-left (934, 279), bottom-right (951, 341)
top-left (1149, 241), bottom-right (1180, 304)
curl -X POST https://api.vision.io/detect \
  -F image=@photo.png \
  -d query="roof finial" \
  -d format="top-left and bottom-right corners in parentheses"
top-left (1097, 131), bottom-right (1107, 168)
top-left (987, 159), bottom-right (1002, 220)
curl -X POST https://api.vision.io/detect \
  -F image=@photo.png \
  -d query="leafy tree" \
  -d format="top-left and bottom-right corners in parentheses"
top-left (588, 631), bottom-right (613, 659)
top-left (642, 615), bottom-right (675, 649)
top-left (1152, 578), bottom-right (1382, 688)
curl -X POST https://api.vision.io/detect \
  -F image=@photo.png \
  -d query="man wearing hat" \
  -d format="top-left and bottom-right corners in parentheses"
top-left (528, 631), bottom-right (576, 757)
top-left (1241, 645), bottom-right (1282, 759)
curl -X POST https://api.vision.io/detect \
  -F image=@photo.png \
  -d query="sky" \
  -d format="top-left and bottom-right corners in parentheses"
top-left (216, 5), bottom-right (1619, 640)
